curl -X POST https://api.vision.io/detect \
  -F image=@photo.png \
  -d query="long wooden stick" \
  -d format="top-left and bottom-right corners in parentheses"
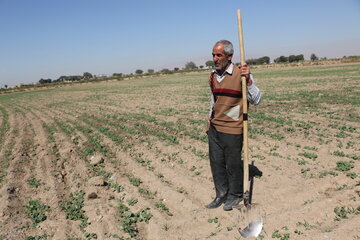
top-left (237, 9), bottom-right (250, 205)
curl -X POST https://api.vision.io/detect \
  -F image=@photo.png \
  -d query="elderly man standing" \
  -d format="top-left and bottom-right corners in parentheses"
top-left (205, 40), bottom-right (261, 211)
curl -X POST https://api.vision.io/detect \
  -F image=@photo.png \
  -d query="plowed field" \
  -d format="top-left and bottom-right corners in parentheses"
top-left (0, 63), bottom-right (359, 240)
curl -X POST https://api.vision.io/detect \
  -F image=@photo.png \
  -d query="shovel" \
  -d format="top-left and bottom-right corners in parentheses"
top-left (236, 9), bottom-right (264, 238)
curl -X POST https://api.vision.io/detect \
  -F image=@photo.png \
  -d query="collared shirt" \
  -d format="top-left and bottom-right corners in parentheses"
top-left (209, 63), bottom-right (262, 118)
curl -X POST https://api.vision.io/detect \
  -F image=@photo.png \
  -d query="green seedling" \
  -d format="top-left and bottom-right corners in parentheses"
top-left (335, 161), bottom-right (354, 171)
top-left (298, 152), bottom-right (317, 160)
top-left (118, 200), bottom-right (152, 238)
top-left (61, 191), bottom-right (88, 230)
top-left (319, 170), bottom-right (338, 178)
top-left (27, 175), bottom-right (43, 188)
top-left (23, 233), bottom-right (48, 240)
top-left (346, 172), bottom-right (358, 179)
top-left (207, 217), bottom-right (218, 223)
top-left (334, 206), bottom-right (360, 221)
top-left (25, 200), bottom-right (49, 226)
top-left (272, 229), bottom-right (290, 240)
top-left (138, 187), bottom-right (155, 199)
top-left (128, 198), bottom-right (138, 206)
top-left (129, 177), bottom-right (141, 187)
top-left (155, 201), bottom-right (173, 216)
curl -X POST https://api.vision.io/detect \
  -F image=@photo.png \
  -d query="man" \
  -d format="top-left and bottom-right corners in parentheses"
top-left (205, 40), bottom-right (261, 211)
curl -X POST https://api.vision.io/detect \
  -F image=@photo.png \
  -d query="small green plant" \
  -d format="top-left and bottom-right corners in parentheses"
top-left (296, 220), bottom-right (315, 230)
top-left (129, 177), bottom-right (141, 187)
top-left (272, 229), bottom-right (290, 239)
top-left (258, 234), bottom-right (265, 240)
top-left (319, 170), bottom-right (338, 178)
top-left (138, 187), bottom-right (155, 199)
top-left (298, 152), bottom-right (317, 160)
top-left (27, 175), bottom-right (43, 188)
top-left (23, 233), bottom-right (48, 240)
top-left (155, 173), bottom-right (164, 179)
top-left (176, 187), bottom-right (186, 194)
top-left (155, 201), bottom-right (173, 216)
top-left (335, 161), bottom-right (354, 171)
top-left (301, 168), bottom-right (310, 177)
top-left (333, 150), bottom-right (346, 157)
top-left (128, 198), bottom-right (138, 206)
top-left (334, 206), bottom-right (360, 221)
top-left (25, 200), bottom-right (49, 226)
top-left (61, 191), bottom-right (88, 230)
top-left (304, 146), bottom-right (317, 151)
top-left (346, 172), bottom-right (358, 179)
top-left (207, 217), bottom-right (218, 223)
top-left (118, 200), bottom-right (152, 238)
top-left (295, 158), bottom-right (308, 165)
top-left (83, 233), bottom-right (97, 240)
top-left (336, 184), bottom-right (348, 191)
top-left (303, 200), bottom-right (314, 205)
top-left (108, 182), bottom-right (124, 193)
top-left (162, 224), bottom-right (169, 231)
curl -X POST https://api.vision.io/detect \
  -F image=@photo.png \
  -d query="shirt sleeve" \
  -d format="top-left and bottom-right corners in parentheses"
top-left (247, 74), bottom-right (262, 105)
top-left (209, 91), bottom-right (214, 121)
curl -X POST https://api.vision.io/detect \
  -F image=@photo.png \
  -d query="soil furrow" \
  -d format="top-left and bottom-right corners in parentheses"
top-left (0, 107), bottom-right (39, 239)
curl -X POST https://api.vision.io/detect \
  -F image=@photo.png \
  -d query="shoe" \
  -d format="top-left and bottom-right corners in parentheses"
top-left (223, 197), bottom-right (242, 211)
top-left (205, 195), bottom-right (227, 209)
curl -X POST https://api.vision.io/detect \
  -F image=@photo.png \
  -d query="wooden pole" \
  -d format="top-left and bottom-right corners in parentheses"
top-left (237, 9), bottom-right (250, 206)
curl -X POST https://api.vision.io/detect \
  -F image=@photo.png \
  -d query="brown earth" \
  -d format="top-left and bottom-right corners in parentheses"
top-left (0, 63), bottom-right (359, 239)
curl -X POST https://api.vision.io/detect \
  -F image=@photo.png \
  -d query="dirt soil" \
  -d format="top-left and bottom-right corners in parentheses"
top-left (0, 63), bottom-right (359, 240)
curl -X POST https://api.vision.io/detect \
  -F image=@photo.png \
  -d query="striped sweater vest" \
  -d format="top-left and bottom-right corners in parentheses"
top-left (209, 66), bottom-right (244, 134)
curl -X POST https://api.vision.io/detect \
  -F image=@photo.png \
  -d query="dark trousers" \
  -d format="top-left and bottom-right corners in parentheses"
top-left (208, 125), bottom-right (243, 200)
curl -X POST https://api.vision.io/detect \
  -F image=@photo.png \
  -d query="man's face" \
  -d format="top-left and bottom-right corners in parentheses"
top-left (212, 43), bottom-right (232, 72)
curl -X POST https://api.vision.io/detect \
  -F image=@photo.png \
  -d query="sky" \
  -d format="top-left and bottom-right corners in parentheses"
top-left (0, 0), bottom-right (359, 86)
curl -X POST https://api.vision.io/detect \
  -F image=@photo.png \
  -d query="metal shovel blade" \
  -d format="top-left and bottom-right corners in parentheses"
top-left (238, 217), bottom-right (263, 238)
top-left (236, 203), bottom-right (263, 238)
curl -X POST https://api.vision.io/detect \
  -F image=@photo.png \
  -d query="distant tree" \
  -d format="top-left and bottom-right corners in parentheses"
top-left (4, 85), bottom-right (7, 88)
top-left (288, 55), bottom-right (296, 63)
top-left (161, 68), bottom-right (171, 74)
top-left (185, 61), bottom-right (197, 70)
top-left (147, 69), bottom-right (154, 74)
top-left (205, 60), bottom-right (215, 69)
top-left (57, 76), bottom-right (67, 82)
top-left (245, 58), bottom-right (254, 65)
top-left (247, 56), bottom-right (270, 65)
top-left (260, 56), bottom-right (270, 64)
top-left (310, 53), bottom-right (318, 61)
top-left (173, 67), bottom-right (179, 71)
top-left (199, 65), bottom-right (204, 69)
top-left (112, 73), bottom-right (123, 77)
top-left (288, 54), bottom-right (304, 63)
top-left (296, 54), bottom-right (304, 61)
top-left (275, 56), bottom-right (288, 63)
top-left (135, 69), bottom-right (143, 74)
top-left (83, 72), bottom-right (93, 79)
top-left (39, 78), bottom-right (52, 84)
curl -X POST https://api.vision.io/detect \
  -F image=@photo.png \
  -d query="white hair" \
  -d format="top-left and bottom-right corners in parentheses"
top-left (215, 40), bottom-right (234, 56)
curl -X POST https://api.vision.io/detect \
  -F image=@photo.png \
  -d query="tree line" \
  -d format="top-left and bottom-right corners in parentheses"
top-left (35, 53), bottom-right (320, 85)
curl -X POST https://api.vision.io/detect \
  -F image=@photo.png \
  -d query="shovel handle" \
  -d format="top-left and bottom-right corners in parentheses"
top-left (237, 9), bottom-right (250, 201)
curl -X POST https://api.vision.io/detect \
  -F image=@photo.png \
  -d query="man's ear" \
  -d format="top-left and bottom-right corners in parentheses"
top-left (227, 54), bottom-right (233, 61)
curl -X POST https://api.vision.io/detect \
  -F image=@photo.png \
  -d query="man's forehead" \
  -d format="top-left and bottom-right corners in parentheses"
top-left (213, 44), bottom-right (224, 53)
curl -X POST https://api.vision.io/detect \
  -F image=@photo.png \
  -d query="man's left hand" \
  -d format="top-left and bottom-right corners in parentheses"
top-left (238, 64), bottom-right (252, 86)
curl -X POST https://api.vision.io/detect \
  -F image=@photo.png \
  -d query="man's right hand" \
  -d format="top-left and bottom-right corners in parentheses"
top-left (205, 122), bottom-right (210, 133)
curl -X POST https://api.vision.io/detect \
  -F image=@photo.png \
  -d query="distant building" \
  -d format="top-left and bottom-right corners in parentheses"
top-left (96, 74), bottom-right (108, 78)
